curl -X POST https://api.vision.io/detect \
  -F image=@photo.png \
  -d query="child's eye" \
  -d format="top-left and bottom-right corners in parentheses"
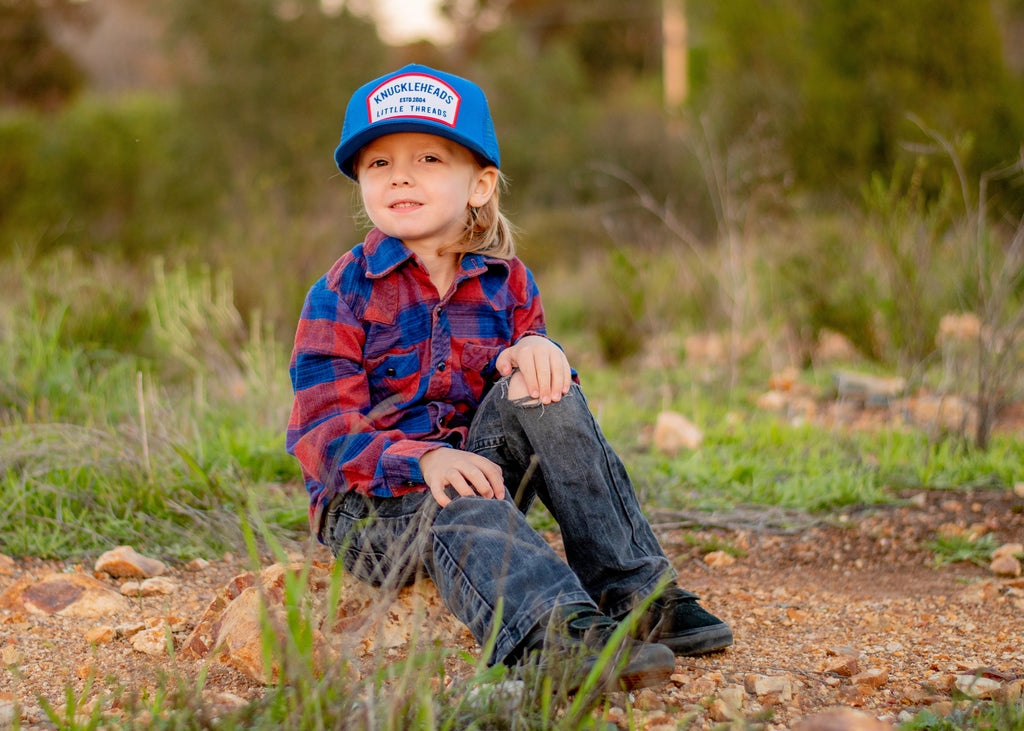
top-left (421, 154), bottom-right (441, 163)
top-left (367, 159), bottom-right (388, 168)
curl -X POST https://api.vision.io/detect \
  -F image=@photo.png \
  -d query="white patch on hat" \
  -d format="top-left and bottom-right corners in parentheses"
top-left (367, 73), bottom-right (460, 128)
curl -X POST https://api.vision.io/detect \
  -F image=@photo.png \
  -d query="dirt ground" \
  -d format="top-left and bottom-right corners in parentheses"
top-left (2, 485), bottom-right (1023, 730)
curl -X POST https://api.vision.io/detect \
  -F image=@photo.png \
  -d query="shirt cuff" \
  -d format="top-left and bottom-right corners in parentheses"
top-left (381, 439), bottom-right (449, 491)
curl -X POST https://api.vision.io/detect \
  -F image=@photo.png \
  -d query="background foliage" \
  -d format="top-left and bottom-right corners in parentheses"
top-left (1, 0), bottom-right (1022, 510)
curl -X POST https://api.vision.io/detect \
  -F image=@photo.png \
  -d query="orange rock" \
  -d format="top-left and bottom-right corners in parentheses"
top-left (793, 707), bottom-right (893, 730)
top-left (824, 655), bottom-right (859, 677)
top-left (704, 551), bottom-right (736, 568)
top-left (990, 555), bottom-right (1022, 577)
top-left (94, 546), bottom-right (166, 579)
top-left (852, 667), bottom-right (889, 689)
top-left (85, 626), bottom-right (115, 644)
top-left (653, 411), bottom-right (703, 453)
top-left (0, 573), bottom-right (128, 617)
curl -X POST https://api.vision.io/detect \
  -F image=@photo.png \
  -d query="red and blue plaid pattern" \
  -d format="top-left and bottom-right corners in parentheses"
top-left (287, 228), bottom-right (547, 539)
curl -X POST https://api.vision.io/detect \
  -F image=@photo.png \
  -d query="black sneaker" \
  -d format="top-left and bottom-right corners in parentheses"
top-left (507, 605), bottom-right (675, 693)
top-left (632, 587), bottom-right (733, 655)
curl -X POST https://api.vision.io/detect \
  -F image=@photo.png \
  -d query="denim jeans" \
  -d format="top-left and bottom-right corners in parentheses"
top-left (323, 379), bottom-right (675, 664)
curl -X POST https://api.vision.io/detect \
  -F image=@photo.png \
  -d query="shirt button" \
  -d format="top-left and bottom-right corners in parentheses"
top-left (437, 362), bottom-right (447, 372)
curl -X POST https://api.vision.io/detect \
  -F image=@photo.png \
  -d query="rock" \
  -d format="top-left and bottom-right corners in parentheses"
top-left (211, 587), bottom-right (285, 683)
top-left (0, 699), bottom-right (16, 727)
top-left (0, 554), bottom-right (15, 575)
top-left (85, 626), bottom-right (115, 644)
top-left (115, 621), bottom-right (147, 638)
top-left (1002, 679), bottom-right (1024, 702)
top-left (182, 563), bottom-right (336, 684)
top-left (924, 673), bottom-right (956, 692)
top-left (757, 390), bottom-right (788, 412)
top-left (464, 681), bottom-right (525, 716)
top-left (203, 691), bottom-right (249, 714)
top-left (993, 543), bottom-right (1024, 561)
top-left (957, 580), bottom-right (1000, 604)
top-left (768, 367), bottom-right (800, 392)
top-left (827, 645), bottom-right (860, 658)
top-left (954, 675), bottom-right (1002, 699)
top-left (95, 546), bottom-right (166, 579)
top-left (131, 626), bottom-right (169, 657)
top-left (120, 577), bottom-right (179, 597)
top-left (652, 411), bottom-right (703, 453)
top-left (907, 395), bottom-right (976, 433)
top-left (0, 573), bottom-right (129, 617)
top-left (824, 656), bottom-right (859, 677)
top-left (684, 333), bottom-right (726, 364)
top-left (793, 707), bottom-right (894, 730)
top-left (744, 673), bottom-right (793, 702)
top-left (815, 330), bottom-right (859, 363)
top-left (704, 551), bottom-right (735, 568)
top-left (837, 685), bottom-right (866, 705)
top-left (937, 313), bottom-right (981, 343)
top-left (633, 688), bottom-right (664, 710)
top-left (1015, 482), bottom-right (1024, 499)
top-left (990, 555), bottom-right (1022, 577)
top-left (1, 646), bottom-right (22, 666)
top-left (708, 685), bottom-right (744, 721)
top-left (852, 667), bottom-right (889, 689)
top-left (178, 571), bottom-right (257, 661)
top-left (834, 371), bottom-right (906, 406)
top-left (184, 558), bottom-right (210, 571)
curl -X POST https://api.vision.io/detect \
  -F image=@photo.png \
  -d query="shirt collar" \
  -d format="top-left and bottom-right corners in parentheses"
top-left (363, 229), bottom-right (416, 279)
top-left (362, 228), bottom-right (507, 281)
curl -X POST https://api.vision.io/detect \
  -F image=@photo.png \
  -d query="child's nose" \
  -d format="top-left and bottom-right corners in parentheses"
top-left (389, 162), bottom-right (413, 186)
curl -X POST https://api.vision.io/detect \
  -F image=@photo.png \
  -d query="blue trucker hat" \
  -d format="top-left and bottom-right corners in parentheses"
top-left (334, 64), bottom-right (500, 181)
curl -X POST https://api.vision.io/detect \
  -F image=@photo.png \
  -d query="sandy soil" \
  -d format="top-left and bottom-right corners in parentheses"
top-left (2, 486), bottom-right (1023, 730)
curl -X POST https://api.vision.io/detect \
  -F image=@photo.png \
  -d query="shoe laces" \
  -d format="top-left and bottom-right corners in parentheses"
top-left (564, 611), bottom-right (619, 641)
top-left (653, 586), bottom-right (700, 610)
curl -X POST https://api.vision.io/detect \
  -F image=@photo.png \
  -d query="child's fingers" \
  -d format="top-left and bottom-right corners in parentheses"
top-left (428, 482), bottom-right (451, 508)
top-left (548, 349), bottom-right (571, 400)
top-left (530, 351), bottom-right (551, 401)
top-left (476, 456), bottom-right (506, 500)
top-left (423, 450), bottom-right (505, 505)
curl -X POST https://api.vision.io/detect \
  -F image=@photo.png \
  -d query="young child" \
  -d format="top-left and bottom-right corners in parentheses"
top-left (286, 64), bottom-right (732, 691)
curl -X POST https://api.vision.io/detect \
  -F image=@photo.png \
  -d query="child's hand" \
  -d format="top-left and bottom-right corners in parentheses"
top-left (495, 335), bottom-right (572, 404)
top-left (419, 448), bottom-right (506, 508)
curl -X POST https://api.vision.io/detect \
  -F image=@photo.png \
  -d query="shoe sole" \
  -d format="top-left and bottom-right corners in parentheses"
top-left (606, 643), bottom-right (676, 692)
top-left (616, 662), bottom-right (674, 691)
top-left (567, 643), bottom-right (676, 694)
top-left (654, 622), bottom-right (734, 656)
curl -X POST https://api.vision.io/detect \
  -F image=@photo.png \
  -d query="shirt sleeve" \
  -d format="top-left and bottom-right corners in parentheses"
top-left (285, 277), bottom-right (439, 503)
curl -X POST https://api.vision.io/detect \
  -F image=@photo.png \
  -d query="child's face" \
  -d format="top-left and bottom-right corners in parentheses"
top-left (355, 132), bottom-right (498, 256)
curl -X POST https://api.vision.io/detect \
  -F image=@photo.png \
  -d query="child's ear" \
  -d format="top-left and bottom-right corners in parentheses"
top-left (469, 166), bottom-right (499, 207)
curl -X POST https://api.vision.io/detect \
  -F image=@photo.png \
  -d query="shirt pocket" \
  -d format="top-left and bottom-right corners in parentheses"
top-left (364, 347), bottom-right (424, 408)
top-left (459, 343), bottom-right (504, 398)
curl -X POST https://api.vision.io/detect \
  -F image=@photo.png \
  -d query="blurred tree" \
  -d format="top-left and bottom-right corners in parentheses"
top-left (0, 0), bottom-right (88, 109)
top-left (164, 0), bottom-right (388, 209)
top-left (440, 0), bottom-right (661, 91)
top-left (690, 0), bottom-right (1024, 199)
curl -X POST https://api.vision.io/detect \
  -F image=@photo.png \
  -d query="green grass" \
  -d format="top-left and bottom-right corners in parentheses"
top-left (925, 532), bottom-right (1002, 568)
top-left (900, 700), bottom-right (1024, 731)
top-left (0, 258), bottom-right (307, 560)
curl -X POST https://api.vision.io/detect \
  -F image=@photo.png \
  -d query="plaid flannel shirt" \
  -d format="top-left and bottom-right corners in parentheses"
top-left (286, 228), bottom-right (549, 540)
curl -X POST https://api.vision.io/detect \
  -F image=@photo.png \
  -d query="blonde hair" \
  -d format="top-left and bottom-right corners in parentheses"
top-left (440, 170), bottom-right (516, 259)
